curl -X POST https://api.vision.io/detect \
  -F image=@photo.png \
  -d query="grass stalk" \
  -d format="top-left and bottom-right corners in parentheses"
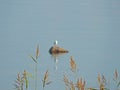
top-left (35, 63), bottom-right (38, 90)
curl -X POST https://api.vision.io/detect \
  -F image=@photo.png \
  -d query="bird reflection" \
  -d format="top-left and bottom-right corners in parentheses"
top-left (50, 53), bottom-right (67, 70)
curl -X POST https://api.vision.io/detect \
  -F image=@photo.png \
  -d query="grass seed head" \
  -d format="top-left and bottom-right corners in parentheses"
top-left (70, 81), bottom-right (75, 90)
top-left (114, 69), bottom-right (119, 80)
top-left (63, 75), bottom-right (70, 86)
top-left (76, 78), bottom-right (86, 90)
top-left (43, 70), bottom-right (51, 88)
top-left (70, 56), bottom-right (76, 73)
top-left (23, 70), bottom-right (27, 79)
top-left (17, 73), bottom-right (21, 82)
top-left (97, 74), bottom-right (106, 90)
top-left (36, 45), bottom-right (39, 59)
top-left (98, 74), bottom-right (101, 84)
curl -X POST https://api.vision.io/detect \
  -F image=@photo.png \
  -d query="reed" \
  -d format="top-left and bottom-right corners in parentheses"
top-left (14, 70), bottom-right (28, 90)
top-left (97, 74), bottom-right (106, 90)
top-left (42, 70), bottom-right (52, 90)
top-left (64, 56), bottom-right (86, 90)
top-left (29, 45), bottom-right (40, 90)
top-left (63, 74), bottom-right (75, 90)
top-left (13, 46), bottom-right (120, 90)
top-left (76, 78), bottom-right (86, 90)
top-left (63, 74), bottom-right (70, 87)
top-left (113, 69), bottom-right (120, 89)
top-left (70, 56), bottom-right (77, 73)
top-left (70, 81), bottom-right (75, 90)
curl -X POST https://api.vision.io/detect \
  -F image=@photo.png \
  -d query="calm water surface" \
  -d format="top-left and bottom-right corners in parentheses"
top-left (0, 0), bottom-right (120, 90)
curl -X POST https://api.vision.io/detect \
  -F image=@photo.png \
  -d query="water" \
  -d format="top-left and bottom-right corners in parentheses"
top-left (0, 0), bottom-right (120, 90)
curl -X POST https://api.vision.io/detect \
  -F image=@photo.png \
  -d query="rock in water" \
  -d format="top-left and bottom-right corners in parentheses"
top-left (49, 46), bottom-right (69, 54)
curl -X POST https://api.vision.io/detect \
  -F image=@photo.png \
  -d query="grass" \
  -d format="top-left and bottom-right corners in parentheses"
top-left (29, 45), bottom-right (39, 90)
top-left (42, 70), bottom-right (52, 90)
top-left (14, 70), bottom-right (28, 90)
top-left (14, 45), bottom-right (120, 90)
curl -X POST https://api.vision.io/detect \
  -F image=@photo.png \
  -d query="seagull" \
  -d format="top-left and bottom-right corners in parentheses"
top-left (54, 40), bottom-right (58, 46)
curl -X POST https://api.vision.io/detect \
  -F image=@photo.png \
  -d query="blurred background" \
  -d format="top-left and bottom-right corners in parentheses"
top-left (0, 0), bottom-right (120, 90)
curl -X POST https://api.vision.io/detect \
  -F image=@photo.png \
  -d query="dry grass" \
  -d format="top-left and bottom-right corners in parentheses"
top-left (14, 70), bottom-right (28, 90)
top-left (14, 46), bottom-right (120, 90)
top-left (113, 69), bottom-right (120, 89)
top-left (70, 56), bottom-right (77, 73)
top-left (30, 45), bottom-right (40, 63)
top-left (29, 45), bottom-right (40, 90)
top-left (63, 74), bottom-right (86, 90)
top-left (76, 78), bottom-right (86, 90)
top-left (114, 69), bottom-right (119, 81)
top-left (42, 70), bottom-right (51, 89)
top-left (63, 74), bottom-right (76, 90)
top-left (63, 74), bottom-right (70, 86)
top-left (97, 74), bottom-right (107, 90)
top-left (70, 81), bottom-right (75, 90)
top-left (36, 45), bottom-right (39, 59)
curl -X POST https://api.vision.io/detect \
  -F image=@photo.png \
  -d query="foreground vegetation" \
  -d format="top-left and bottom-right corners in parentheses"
top-left (14, 45), bottom-right (120, 90)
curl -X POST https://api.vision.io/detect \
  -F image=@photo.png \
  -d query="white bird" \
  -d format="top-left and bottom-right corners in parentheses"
top-left (54, 40), bottom-right (58, 46)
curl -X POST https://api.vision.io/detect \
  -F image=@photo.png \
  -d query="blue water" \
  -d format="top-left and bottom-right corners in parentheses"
top-left (0, 0), bottom-right (120, 90)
